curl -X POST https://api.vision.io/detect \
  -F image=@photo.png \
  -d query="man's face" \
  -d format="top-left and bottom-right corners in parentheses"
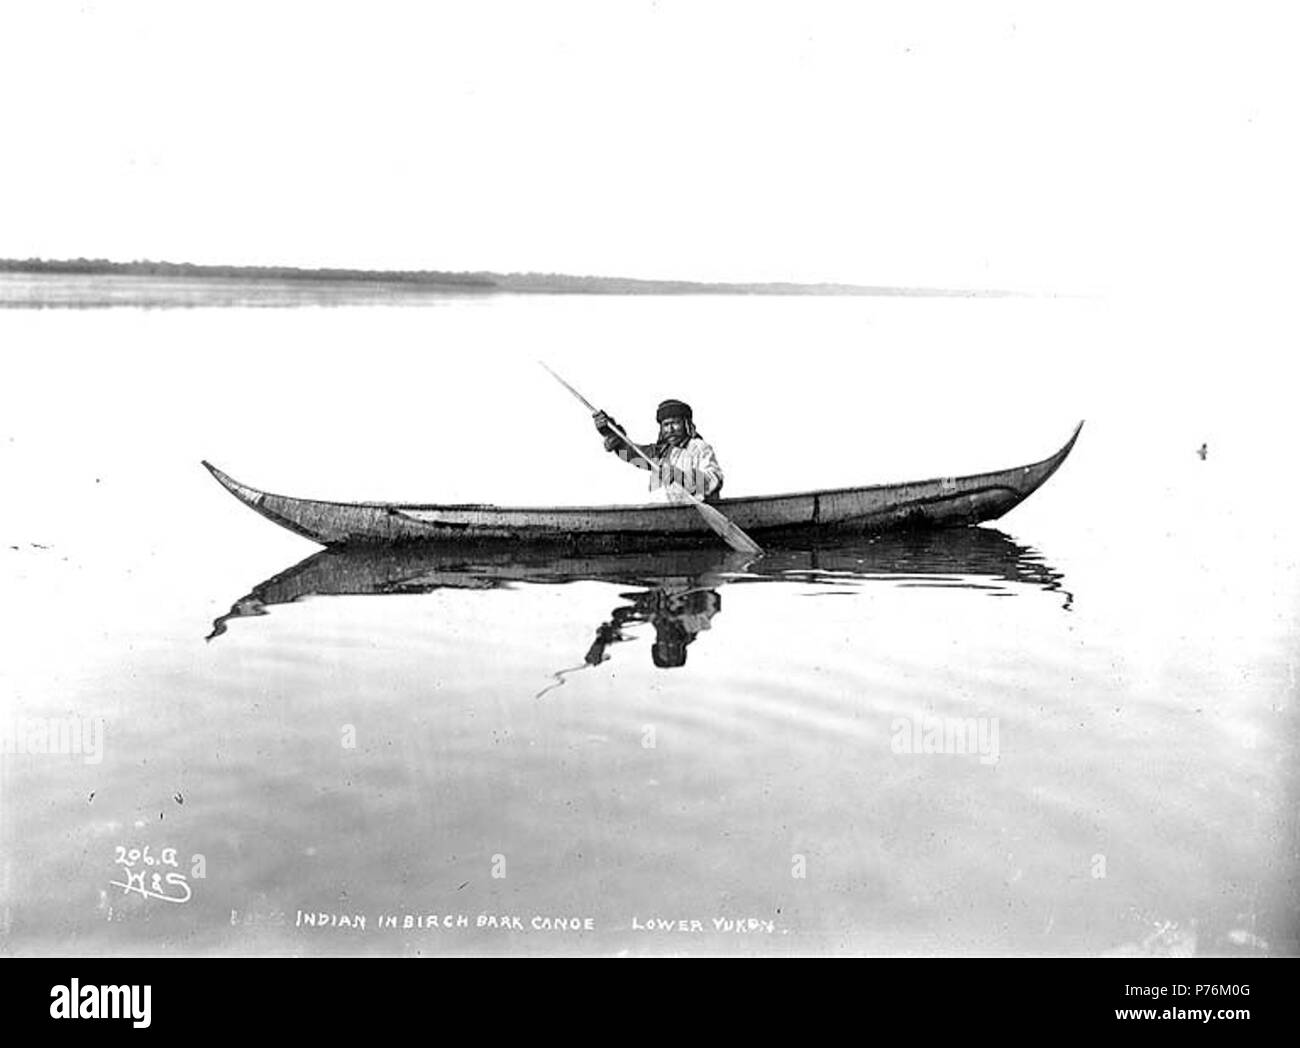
top-left (659, 415), bottom-right (689, 446)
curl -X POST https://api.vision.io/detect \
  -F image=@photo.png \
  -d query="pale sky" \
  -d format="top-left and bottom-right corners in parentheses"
top-left (1, 1), bottom-right (1296, 293)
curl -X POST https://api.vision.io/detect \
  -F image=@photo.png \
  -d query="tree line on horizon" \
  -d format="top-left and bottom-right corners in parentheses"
top-left (0, 257), bottom-right (995, 296)
top-left (0, 257), bottom-right (498, 287)
top-left (0, 257), bottom-right (758, 292)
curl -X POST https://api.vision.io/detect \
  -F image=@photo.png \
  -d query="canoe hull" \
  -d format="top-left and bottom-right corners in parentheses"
top-left (203, 422), bottom-right (1082, 549)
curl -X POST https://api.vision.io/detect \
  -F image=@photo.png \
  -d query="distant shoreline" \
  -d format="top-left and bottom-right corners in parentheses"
top-left (0, 258), bottom-right (1013, 298)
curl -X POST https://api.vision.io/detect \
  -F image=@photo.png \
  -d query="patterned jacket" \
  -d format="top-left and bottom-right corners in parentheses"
top-left (608, 434), bottom-right (725, 503)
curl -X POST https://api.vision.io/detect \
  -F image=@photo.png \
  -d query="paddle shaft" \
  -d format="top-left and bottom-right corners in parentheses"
top-left (538, 361), bottom-right (667, 473)
top-left (539, 361), bottom-right (600, 414)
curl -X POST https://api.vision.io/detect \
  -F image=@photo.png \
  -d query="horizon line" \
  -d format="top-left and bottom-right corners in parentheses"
top-left (0, 256), bottom-right (1028, 298)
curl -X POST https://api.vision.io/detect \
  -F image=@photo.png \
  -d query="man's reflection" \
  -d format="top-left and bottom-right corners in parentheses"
top-left (585, 584), bottom-right (723, 669)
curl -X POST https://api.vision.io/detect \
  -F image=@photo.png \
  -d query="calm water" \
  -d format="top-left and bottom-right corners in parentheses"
top-left (0, 276), bottom-right (1296, 956)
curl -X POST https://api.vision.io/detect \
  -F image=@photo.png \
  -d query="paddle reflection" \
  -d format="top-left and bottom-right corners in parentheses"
top-left (207, 528), bottom-right (1072, 668)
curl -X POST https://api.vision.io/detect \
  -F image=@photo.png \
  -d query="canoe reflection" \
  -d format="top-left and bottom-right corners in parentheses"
top-left (207, 528), bottom-right (1072, 665)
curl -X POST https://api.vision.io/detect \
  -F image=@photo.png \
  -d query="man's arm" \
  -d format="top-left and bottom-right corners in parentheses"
top-left (612, 441), bottom-right (656, 471)
top-left (593, 410), bottom-right (653, 471)
top-left (691, 441), bottom-right (724, 498)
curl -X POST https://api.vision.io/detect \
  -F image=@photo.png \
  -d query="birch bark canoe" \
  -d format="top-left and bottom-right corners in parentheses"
top-left (202, 421), bottom-right (1082, 550)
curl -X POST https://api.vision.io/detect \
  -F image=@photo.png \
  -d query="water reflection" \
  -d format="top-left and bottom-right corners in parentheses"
top-left (587, 585), bottom-right (724, 669)
top-left (208, 526), bottom-right (1071, 657)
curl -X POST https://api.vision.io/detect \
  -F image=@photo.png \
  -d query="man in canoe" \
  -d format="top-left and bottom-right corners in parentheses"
top-left (592, 398), bottom-right (725, 502)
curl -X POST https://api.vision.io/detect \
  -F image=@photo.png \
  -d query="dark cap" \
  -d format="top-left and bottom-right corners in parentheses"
top-left (651, 619), bottom-right (690, 668)
top-left (656, 399), bottom-right (693, 423)
top-left (651, 639), bottom-right (688, 668)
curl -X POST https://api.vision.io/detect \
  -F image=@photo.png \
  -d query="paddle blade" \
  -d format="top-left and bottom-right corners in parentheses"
top-left (693, 500), bottom-right (763, 556)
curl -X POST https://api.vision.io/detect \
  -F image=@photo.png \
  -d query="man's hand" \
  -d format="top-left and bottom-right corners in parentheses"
top-left (594, 410), bottom-right (629, 453)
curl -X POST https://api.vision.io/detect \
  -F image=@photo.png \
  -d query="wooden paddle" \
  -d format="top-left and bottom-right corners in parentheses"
top-left (539, 362), bottom-right (763, 556)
